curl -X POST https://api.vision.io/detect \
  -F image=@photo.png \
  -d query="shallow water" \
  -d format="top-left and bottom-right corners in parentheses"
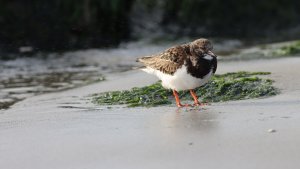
top-left (0, 41), bottom-right (174, 109)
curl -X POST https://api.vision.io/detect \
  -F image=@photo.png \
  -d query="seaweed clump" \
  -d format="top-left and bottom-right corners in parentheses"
top-left (273, 40), bottom-right (300, 56)
top-left (93, 71), bottom-right (278, 107)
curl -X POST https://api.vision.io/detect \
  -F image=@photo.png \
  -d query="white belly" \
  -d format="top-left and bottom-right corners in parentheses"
top-left (142, 65), bottom-right (213, 91)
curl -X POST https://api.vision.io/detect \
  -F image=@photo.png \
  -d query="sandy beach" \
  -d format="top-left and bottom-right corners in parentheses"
top-left (1, 57), bottom-right (300, 169)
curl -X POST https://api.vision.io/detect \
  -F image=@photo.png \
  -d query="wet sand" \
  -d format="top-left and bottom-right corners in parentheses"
top-left (1, 57), bottom-right (300, 169)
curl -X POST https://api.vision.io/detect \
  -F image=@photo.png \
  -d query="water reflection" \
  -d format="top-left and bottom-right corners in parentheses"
top-left (0, 71), bottom-right (104, 110)
top-left (153, 108), bottom-right (219, 140)
top-left (171, 108), bottom-right (217, 130)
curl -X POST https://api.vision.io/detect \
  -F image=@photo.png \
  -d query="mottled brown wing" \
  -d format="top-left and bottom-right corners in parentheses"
top-left (137, 46), bottom-right (187, 75)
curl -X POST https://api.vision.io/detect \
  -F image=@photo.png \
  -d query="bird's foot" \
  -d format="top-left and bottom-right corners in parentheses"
top-left (177, 103), bottom-right (192, 108)
top-left (193, 102), bottom-right (209, 106)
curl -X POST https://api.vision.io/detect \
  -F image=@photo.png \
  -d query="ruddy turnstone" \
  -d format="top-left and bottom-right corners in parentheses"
top-left (137, 38), bottom-right (217, 107)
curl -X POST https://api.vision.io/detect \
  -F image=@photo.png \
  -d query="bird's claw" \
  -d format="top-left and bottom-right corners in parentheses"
top-left (193, 102), bottom-right (208, 106)
top-left (177, 103), bottom-right (192, 108)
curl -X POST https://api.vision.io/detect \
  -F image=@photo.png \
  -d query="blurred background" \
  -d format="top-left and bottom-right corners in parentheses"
top-left (1, 0), bottom-right (300, 109)
top-left (1, 0), bottom-right (300, 53)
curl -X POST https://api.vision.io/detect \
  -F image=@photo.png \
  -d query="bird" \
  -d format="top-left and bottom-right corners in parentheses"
top-left (137, 38), bottom-right (217, 107)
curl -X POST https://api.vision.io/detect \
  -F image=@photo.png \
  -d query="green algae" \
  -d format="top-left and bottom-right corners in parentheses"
top-left (93, 71), bottom-right (278, 107)
top-left (273, 40), bottom-right (300, 56)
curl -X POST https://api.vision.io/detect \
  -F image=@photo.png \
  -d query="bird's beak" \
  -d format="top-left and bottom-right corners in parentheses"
top-left (208, 50), bottom-right (217, 57)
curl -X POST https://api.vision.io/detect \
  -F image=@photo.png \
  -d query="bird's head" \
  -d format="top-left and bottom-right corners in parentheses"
top-left (190, 38), bottom-right (216, 57)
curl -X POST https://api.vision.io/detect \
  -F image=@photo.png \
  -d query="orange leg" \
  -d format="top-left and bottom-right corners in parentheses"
top-left (172, 90), bottom-right (191, 108)
top-left (189, 89), bottom-right (203, 106)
